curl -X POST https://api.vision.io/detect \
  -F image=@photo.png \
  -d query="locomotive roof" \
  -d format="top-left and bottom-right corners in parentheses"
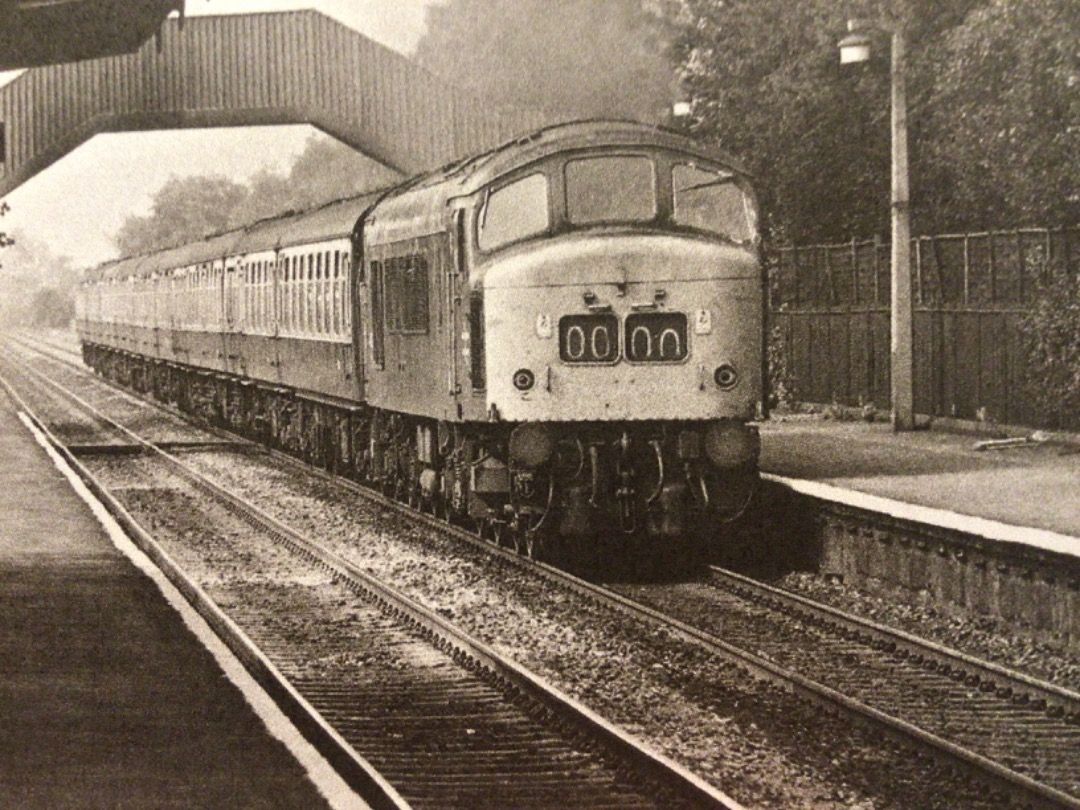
top-left (364, 119), bottom-right (749, 243)
top-left (86, 191), bottom-right (382, 282)
top-left (443, 119), bottom-right (749, 191)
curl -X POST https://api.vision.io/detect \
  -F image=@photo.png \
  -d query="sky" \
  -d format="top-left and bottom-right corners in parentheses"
top-left (2, 0), bottom-right (441, 270)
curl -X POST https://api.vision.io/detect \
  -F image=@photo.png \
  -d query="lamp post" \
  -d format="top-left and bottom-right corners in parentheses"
top-left (839, 19), bottom-right (914, 431)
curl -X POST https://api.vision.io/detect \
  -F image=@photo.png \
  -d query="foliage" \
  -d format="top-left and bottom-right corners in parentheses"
top-left (668, 0), bottom-right (1076, 242)
top-left (229, 137), bottom-right (398, 227)
top-left (114, 174), bottom-right (248, 257)
top-left (1016, 262), bottom-right (1080, 430)
top-left (0, 228), bottom-right (78, 328)
top-left (766, 312), bottom-right (799, 410)
top-left (415, 0), bottom-right (677, 123)
top-left (0, 201), bottom-right (14, 267)
top-left (29, 287), bottom-right (75, 328)
top-left (112, 135), bottom-right (400, 258)
top-left (918, 0), bottom-right (1080, 231)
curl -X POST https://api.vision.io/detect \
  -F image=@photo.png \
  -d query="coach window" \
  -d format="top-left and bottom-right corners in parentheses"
top-left (295, 257), bottom-right (301, 333)
top-left (332, 252), bottom-right (342, 335)
top-left (300, 256), bottom-right (309, 334)
top-left (477, 172), bottom-right (549, 252)
top-left (672, 164), bottom-right (756, 244)
top-left (325, 252), bottom-right (333, 334)
top-left (315, 253), bottom-right (324, 334)
top-left (326, 251), bottom-right (334, 334)
top-left (261, 262), bottom-right (269, 331)
top-left (321, 252), bottom-right (330, 334)
top-left (284, 258), bottom-right (292, 332)
top-left (330, 252), bottom-right (340, 335)
top-left (566, 155), bottom-right (656, 225)
top-left (298, 256), bottom-right (306, 333)
top-left (312, 255), bottom-right (320, 334)
top-left (308, 255), bottom-right (317, 334)
top-left (311, 255), bottom-right (319, 334)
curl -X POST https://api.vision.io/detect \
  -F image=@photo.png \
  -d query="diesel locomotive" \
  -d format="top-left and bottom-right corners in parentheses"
top-left (77, 120), bottom-right (765, 567)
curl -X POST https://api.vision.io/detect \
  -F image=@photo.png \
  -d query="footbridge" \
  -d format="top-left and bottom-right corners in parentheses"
top-left (0, 10), bottom-right (548, 197)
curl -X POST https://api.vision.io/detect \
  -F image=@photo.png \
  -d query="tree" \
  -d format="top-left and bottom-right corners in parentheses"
top-left (0, 228), bottom-right (77, 328)
top-left (114, 174), bottom-right (248, 256)
top-left (0, 201), bottom-right (14, 268)
top-left (415, 0), bottom-right (677, 123)
top-left (111, 134), bottom-right (401, 257)
top-left (669, 0), bottom-right (1075, 240)
top-left (671, 0), bottom-right (898, 241)
top-left (918, 0), bottom-right (1080, 231)
top-left (669, 0), bottom-right (1075, 242)
top-left (30, 287), bottom-right (75, 328)
top-left (229, 135), bottom-right (399, 226)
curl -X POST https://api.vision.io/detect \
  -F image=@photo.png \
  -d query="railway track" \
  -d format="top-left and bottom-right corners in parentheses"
top-left (7, 333), bottom-right (1080, 809)
top-left (0, 345), bottom-right (737, 810)
top-left (609, 570), bottom-right (1080, 809)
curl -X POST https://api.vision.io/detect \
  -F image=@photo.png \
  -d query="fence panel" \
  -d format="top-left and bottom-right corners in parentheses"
top-left (770, 227), bottom-right (1078, 430)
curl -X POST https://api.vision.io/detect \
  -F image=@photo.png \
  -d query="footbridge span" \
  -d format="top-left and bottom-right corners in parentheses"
top-left (0, 10), bottom-right (548, 197)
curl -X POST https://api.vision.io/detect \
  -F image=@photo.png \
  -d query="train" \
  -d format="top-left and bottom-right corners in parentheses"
top-left (76, 120), bottom-right (766, 569)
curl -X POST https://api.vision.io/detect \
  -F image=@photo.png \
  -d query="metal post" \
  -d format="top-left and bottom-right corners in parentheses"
top-left (890, 26), bottom-right (914, 430)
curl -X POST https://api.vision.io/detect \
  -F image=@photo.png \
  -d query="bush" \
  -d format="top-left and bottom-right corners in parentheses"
top-left (1016, 262), bottom-right (1080, 430)
top-left (766, 307), bottom-right (800, 411)
top-left (30, 287), bottom-right (75, 329)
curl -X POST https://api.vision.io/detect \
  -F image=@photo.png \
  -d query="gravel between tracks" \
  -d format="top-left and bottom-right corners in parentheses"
top-left (130, 448), bottom-right (1021, 810)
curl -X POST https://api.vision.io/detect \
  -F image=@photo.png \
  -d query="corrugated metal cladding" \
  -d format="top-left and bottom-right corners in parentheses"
top-left (0, 10), bottom-right (549, 197)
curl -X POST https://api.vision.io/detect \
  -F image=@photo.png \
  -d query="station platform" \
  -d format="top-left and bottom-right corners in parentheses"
top-left (0, 390), bottom-right (354, 809)
top-left (758, 415), bottom-right (1080, 556)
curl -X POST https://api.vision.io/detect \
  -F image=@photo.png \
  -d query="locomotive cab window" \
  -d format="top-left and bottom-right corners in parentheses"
top-left (672, 164), bottom-right (755, 244)
top-left (566, 155), bottom-right (656, 224)
top-left (477, 172), bottom-right (550, 252)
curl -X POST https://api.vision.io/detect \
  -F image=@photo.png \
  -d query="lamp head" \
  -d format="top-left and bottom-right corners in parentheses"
top-left (838, 21), bottom-right (871, 64)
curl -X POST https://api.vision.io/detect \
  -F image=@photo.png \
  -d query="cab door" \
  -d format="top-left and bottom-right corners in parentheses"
top-left (446, 208), bottom-right (468, 418)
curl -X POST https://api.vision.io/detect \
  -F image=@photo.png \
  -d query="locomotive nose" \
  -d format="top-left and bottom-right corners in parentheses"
top-left (480, 238), bottom-right (762, 424)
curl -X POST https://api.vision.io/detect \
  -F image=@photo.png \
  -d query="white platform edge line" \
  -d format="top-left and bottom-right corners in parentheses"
top-left (18, 411), bottom-right (371, 810)
top-left (762, 472), bottom-right (1080, 558)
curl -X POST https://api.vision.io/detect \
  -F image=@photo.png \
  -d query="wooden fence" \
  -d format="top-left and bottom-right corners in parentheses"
top-left (769, 228), bottom-right (1079, 429)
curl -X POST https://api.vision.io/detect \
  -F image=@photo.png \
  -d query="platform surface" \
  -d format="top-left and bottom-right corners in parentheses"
top-left (0, 390), bottom-right (340, 809)
top-left (759, 416), bottom-right (1080, 546)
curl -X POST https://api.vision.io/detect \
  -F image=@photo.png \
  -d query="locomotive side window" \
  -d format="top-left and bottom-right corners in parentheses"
top-left (477, 172), bottom-right (549, 252)
top-left (672, 164), bottom-right (755, 244)
top-left (566, 156), bottom-right (656, 224)
top-left (469, 293), bottom-right (485, 390)
top-left (385, 255), bottom-right (429, 334)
